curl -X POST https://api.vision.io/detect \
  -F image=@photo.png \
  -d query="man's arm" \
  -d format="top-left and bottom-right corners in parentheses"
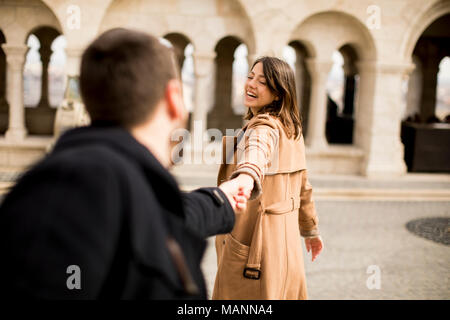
top-left (180, 187), bottom-right (235, 238)
top-left (0, 163), bottom-right (122, 299)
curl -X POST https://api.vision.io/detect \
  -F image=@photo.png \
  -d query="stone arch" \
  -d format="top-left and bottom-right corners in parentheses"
top-left (205, 0), bottom-right (255, 55)
top-left (99, 0), bottom-right (255, 55)
top-left (401, 0), bottom-right (450, 62)
top-left (164, 33), bottom-right (193, 70)
top-left (401, 12), bottom-right (450, 173)
top-left (290, 10), bottom-right (376, 61)
top-left (289, 11), bottom-right (377, 149)
top-left (0, 0), bottom-right (63, 140)
top-left (0, 0), bottom-right (62, 45)
top-left (409, 13), bottom-right (450, 123)
top-left (208, 36), bottom-right (247, 133)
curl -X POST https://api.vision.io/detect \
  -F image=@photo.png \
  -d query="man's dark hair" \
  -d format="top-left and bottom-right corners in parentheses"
top-left (80, 28), bottom-right (178, 128)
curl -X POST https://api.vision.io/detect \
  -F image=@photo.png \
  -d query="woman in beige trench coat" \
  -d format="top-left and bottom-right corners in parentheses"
top-left (212, 57), bottom-right (323, 300)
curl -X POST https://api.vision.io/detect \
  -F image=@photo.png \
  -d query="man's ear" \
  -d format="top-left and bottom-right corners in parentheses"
top-left (165, 79), bottom-right (186, 121)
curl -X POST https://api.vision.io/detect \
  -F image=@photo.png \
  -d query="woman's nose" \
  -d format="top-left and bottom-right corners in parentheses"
top-left (247, 79), bottom-right (256, 89)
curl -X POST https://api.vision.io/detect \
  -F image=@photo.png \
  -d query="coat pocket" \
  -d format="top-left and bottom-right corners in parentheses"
top-left (213, 233), bottom-right (261, 300)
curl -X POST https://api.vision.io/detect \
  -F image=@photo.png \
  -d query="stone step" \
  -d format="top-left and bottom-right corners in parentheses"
top-left (1, 167), bottom-right (449, 201)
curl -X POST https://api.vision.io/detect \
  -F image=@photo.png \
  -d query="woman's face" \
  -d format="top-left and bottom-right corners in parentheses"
top-left (244, 62), bottom-right (277, 111)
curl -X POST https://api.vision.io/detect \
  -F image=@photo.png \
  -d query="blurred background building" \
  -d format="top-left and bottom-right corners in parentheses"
top-left (0, 0), bottom-right (449, 177)
top-left (0, 0), bottom-right (449, 300)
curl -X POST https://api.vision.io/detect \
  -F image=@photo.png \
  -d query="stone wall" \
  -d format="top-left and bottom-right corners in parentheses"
top-left (0, 0), bottom-right (448, 175)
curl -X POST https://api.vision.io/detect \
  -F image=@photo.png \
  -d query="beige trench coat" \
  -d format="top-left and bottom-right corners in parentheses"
top-left (212, 114), bottom-right (320, 300)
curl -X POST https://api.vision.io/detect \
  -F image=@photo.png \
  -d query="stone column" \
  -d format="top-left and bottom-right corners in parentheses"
top-left (404, 55), bottom-right (422, 120)
top-left (2, 44), bottom-right (28, 142)
top-left (37, 42), bottom-right (52, 109)
top-left (192, 51), bottom-right (216, 132)
top-left (27, 34), bottom-right (58, 135)
top-left (53, 46), bottom-right (88, 137)
top-left (294, 51), bottom-right (311, 138)
top-left (419, 56), bottom-right (440, 122)
top-left (342, 62), bottom-right (357, 116)
top-left (413, 39), bottom-right (441, 123)
top-left (65, 46), bottom-right (84, 78)
top-left (208, 47), bottom-right (243, 134)
top-left (356, 61), bottom-right (414, 177)
top-left (0, 44), bottom-right (8, 134)
top-left (304, 58), bottom-right (333, 150)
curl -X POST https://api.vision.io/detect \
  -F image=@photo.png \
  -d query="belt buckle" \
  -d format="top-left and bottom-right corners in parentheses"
top-left (243, 267), bottom-right (261, 280)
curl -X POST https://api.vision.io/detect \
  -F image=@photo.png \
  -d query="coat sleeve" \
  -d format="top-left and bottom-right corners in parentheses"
top-left (181, 187), bottom-right (235, 238)
top-left (0, 162), bottom-right (122, 299)
top-left (299, 170), bottom-right (320, 238)
top-left (229, 114), bottom-right (279, 200)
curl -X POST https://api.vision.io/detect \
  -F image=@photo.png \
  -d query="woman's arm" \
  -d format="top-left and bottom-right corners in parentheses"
top-left (229, 117), bottom-right (279, 199)
top-left (299, 170), bottom-right (320, 237)
top-left (299, 170), bottom-right (323, 261)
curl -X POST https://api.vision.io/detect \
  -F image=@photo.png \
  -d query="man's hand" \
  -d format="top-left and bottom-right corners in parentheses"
top-left (234, 174), bottom-right (254, 199)
top-left (218, 177), bottom-right (252, 213)
top-left (305, 236), bottom-right (323, 262)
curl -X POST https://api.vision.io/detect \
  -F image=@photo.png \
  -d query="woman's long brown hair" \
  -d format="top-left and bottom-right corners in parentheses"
top-left (244, 56), bottom-right (302, 139)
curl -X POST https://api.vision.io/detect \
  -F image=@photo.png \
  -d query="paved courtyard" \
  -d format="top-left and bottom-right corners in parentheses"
top-left (201, 200), bottom-right (450, 300)
top-left (1, 169), bottom-right (449, 299)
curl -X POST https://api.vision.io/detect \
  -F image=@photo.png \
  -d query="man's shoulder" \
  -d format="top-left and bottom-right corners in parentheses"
top-left (19, 143), bottom-right (132, 190)
top-left (50, 143), bottom-right (128, 170)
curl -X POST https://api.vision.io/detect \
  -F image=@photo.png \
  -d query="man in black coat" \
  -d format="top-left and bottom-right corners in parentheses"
top-left (0, 28), bottom-right (249, 299)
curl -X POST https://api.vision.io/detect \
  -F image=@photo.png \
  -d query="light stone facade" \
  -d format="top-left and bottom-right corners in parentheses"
top-left (0, 0), bottom-right (449, 176)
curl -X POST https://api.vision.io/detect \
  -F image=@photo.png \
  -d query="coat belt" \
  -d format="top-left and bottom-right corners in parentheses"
top-left (243, 196), bottom-right (301, 280)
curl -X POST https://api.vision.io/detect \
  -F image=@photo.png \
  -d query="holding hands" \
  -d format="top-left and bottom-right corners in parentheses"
top-left (218, 174), bottom-right (254, 213)
top-left (220, 174), bottom-right (324, 263)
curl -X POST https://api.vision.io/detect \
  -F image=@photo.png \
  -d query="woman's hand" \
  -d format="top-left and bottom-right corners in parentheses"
top-left (305, 236), bottom-right (323, 262)
top-left (233, 174), bottom-right (254, 199)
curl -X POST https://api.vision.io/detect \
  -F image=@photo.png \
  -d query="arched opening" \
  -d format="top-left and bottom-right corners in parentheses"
top-left (23, 26), bottom-right (65, 135)
top-left (325, 45), bottom-right (359, 144)
top-left (163, 33), bottom-right (195, 131)
top-left (0, 30), bottom-right (7, 134)
top-left (208, 36), bottom-right (247, 134)
top-left (284, 41), bottom-right (312, 138)
top-left (409, 14), bottom-right (450, 123)
top-left (401, 13), bottom-right (450, 172)
top-left (437, 56), bottom-right (450, 122)
top-left (231, 43), bottom-right (248, 117)
top-left (48, 35), bottom-right (66, 110)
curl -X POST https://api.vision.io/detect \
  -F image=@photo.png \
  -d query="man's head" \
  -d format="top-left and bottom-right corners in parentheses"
top-left (80, 28), bottom-right (185, 129)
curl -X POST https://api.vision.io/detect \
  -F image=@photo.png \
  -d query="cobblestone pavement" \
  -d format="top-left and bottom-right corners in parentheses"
top-left (201, 200), bottom-right (450, 300)
top-left (1, 168), bottom-right (449, 299)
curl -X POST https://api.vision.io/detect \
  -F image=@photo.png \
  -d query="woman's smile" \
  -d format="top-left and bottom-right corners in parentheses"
top-left (244, 62), bottom-right (277, 112)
